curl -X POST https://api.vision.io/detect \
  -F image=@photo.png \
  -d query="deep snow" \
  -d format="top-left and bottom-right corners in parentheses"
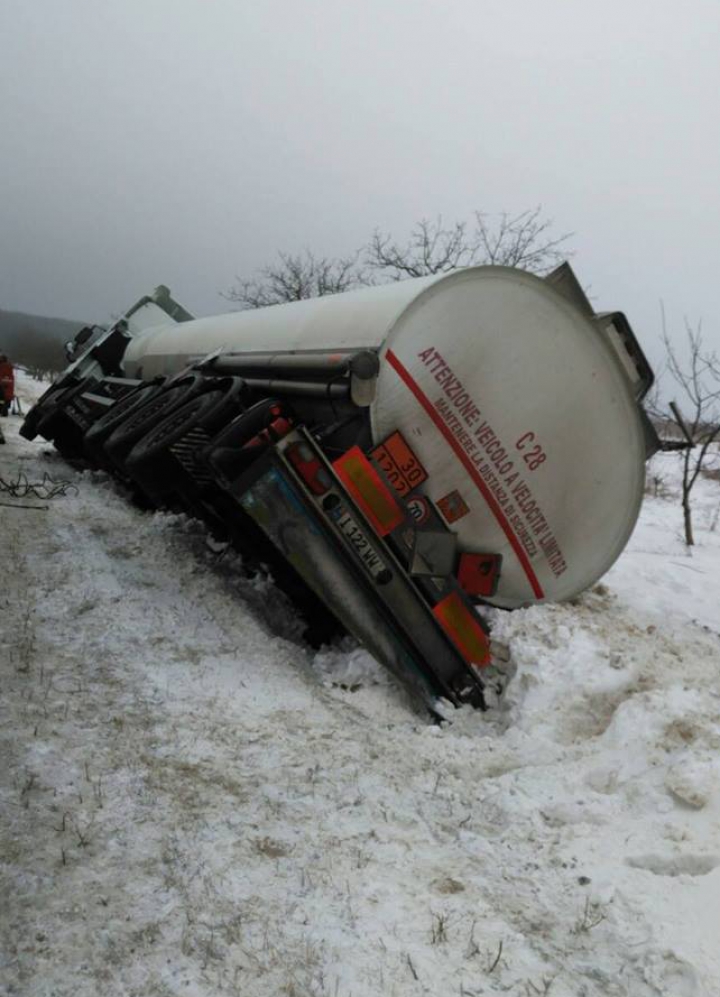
top-left (1, 373), bottom-right (720, 997)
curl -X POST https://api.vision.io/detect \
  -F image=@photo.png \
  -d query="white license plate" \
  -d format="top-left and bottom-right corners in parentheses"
top-left (332, 507), bottom-right (387, 578)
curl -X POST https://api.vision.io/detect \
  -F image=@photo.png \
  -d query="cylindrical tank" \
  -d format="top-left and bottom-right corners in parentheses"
top-left (123, 266), bottom-right (649, 609)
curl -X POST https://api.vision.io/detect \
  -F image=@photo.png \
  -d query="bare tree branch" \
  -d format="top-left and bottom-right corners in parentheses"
top-left (226, 207), bottom-right (572, 308)
top-left (474, 208), bottom-right (570, 273)
top-left (660, 314), bottom-right (720, 545)
top-left (365, 218), bottom-right (478, 280)
top-left (365, 208), bottom-right (571, 281)
top-left (225, 250), bottom-right (366, 309)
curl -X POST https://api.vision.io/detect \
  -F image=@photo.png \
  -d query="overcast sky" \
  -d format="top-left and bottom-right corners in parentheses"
top-left (2, 0), bottom-right (719, 372)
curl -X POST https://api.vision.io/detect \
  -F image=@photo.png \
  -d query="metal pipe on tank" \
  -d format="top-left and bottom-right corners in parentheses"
top-left (241, 377), bottom-right (349, 399)
top-left (208, 349), bottom-right (379, 381)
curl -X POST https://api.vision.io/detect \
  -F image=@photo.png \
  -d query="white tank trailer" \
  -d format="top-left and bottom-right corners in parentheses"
top-left (22, 263), bottom-right (658, 711)
top-left (122, 264), bottom-right (656, 609)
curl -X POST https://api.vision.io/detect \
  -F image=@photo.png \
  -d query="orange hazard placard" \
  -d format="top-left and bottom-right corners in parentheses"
top-left (371, 431), bottom-right (428, 498)
top-left (333, 447), bottom-right (404, 536)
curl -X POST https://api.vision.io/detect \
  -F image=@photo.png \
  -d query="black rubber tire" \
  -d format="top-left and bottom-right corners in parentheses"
top-left (103, 374), bottom-right (208, 471)
top-left (83, 382), bottom-right (165, 468)
top-left (34, 377), bottom-right (95, 457)
top-left (203, 398), bottom-right (289, 486)
top-left (20, 372), bottom-right (79, 440)
top-left (34, 379), bottom-right (86, 433)
top-left (124, 381), bottom-right (247, 501)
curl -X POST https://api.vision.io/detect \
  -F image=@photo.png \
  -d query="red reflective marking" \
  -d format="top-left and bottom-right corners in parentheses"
top-left (385, 349), bottom-right (544, 599)
top-left (433, 592), bottom-right (491, 667)
top-left (458, 553), bottom-right (502, 599)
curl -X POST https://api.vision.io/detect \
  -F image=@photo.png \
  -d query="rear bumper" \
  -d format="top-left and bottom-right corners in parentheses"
top-left (218, 427), bottom-right (490, 712)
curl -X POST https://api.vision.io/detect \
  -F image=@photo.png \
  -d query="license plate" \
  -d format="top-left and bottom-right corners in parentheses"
top-left (330, 506), bottom-right (387, 578)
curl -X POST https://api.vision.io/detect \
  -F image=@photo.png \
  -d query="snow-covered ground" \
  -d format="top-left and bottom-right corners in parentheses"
top-left (2, 372), bottom-right (720, 997)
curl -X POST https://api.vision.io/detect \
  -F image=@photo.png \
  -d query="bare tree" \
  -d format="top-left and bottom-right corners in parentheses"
top-left (226, 250), bottom-right (365, 309)
top-left (227, 208), bottom-right (571, 307)
top-left (366, 218), bottom-right (477, 280)
top-left (365, 208), bottom-right (571, 281)
top-left (662, 316), bottom-right (720, 545)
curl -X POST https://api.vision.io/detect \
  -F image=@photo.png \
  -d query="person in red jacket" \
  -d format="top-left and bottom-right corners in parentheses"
top-left (0, 354), bottom-right (14, 417)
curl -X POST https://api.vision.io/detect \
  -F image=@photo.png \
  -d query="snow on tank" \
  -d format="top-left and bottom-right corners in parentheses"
top-left (123, 264), bottom-right (654, 609)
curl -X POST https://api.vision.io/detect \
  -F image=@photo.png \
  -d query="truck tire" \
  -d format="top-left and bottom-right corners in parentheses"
top-left (203, 398), bottom-right (291, 487)
top-left (103, 374), bottom-right (209, 472)
top-left (34, 377), bottom-right (95, 458)
top-left (19, 371), bottom-right (80, 441)
top-left (124, 378), bottom-right (247, 502)
top-left (83, 382), bottom-right (165, 468)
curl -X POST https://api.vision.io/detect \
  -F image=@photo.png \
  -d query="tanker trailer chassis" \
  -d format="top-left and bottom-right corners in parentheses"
top-left (22, 351), bottom-right (507, 715)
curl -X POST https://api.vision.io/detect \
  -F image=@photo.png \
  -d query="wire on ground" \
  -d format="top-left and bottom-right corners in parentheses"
top-left (0, 472), bottom-right (78, 500)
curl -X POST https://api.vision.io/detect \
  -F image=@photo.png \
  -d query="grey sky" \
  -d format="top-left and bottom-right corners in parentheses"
top-left (2, 0), bottom-right (719, 372)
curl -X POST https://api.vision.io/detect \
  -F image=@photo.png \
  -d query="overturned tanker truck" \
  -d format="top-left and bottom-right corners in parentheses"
top-left (22, 263), bottom-right (659, 713)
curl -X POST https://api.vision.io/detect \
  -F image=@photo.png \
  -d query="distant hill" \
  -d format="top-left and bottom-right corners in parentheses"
top-left (0, 308), bottom-right (86, 372)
